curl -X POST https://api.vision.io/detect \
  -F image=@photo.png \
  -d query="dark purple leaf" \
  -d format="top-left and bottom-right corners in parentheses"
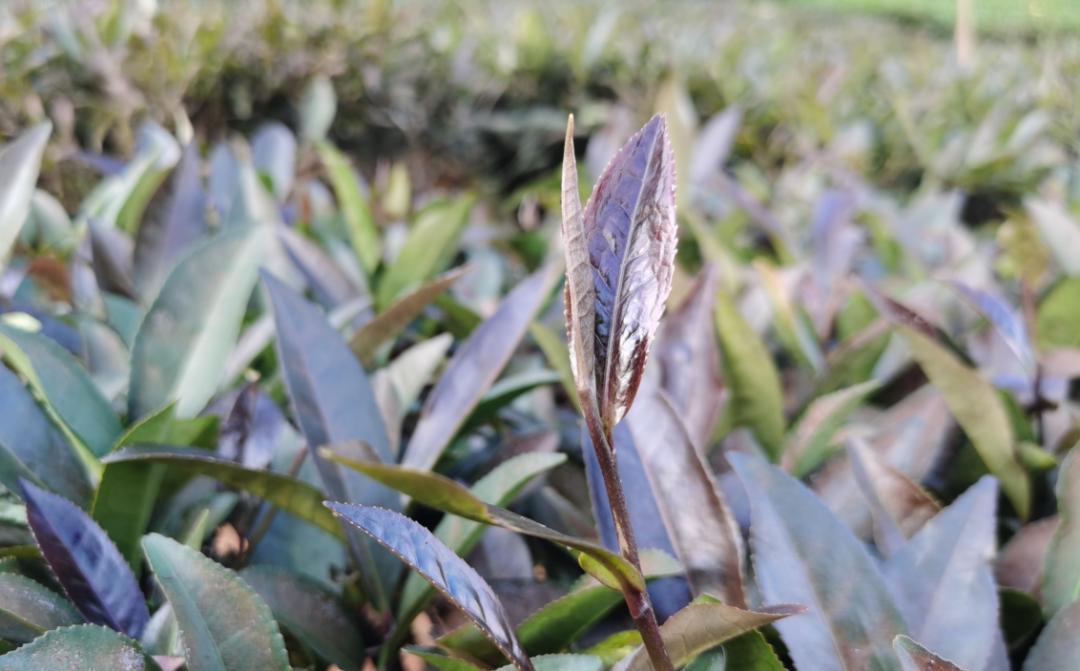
top-left (20, 480), bottom-right (149, 638)
top-left (894, 636), bottom-right (965, 671)
top-left (262, 273), bottom-right (400, 609)
top-left (133, 143), bottom-right (208, 300)
top-left (561, 113), bottom-right (678, 432)
top-left (729, 452), bottom-right (906, 670)
top-left (402, 263), bottom-right (558, 470)
top-left (627, 390), bottom-right (746, 607)
top-left (884, 477), bottom-right (1004, 670)
top-left (326, 503), bottom-right (534, 671)
top-left (583, 423), bottom-right (691, 621)
top-left (654, 264), bottom-right (725, 449)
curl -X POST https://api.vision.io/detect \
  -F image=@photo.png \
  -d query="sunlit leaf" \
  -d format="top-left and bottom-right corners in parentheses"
top-left (376, 195), bottom-right (473, 308)
top-left (317, 141), bottom-right (380, 275)
top-left (324, 451), bottom-right (644, 592)
top-left (0, 123), bottom-right (51, 268)
top-left (884, 477), bottom-right (1003, 670)
top-left (729, 452), bottom-right (906, 670)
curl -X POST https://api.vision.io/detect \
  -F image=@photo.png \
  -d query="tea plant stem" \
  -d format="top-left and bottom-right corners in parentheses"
top-left (584, 406), bottom-right (674, 671)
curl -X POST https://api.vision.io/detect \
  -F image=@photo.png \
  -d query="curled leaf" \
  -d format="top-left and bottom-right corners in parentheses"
top-left (561, 113), bottom-right (678, 432)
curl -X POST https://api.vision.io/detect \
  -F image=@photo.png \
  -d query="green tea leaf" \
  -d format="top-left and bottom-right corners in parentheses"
top-left (240, 565), bottom-right (364, 671)
top-left (1035, 277), bottom-right (1080, 349)
top-left (784, 380), bottom-right (880, 477)
top-left (376, 195), bottom-right (473, 309)
top-left (317, 141), bottom-right (380, 275)
top-left (898, 326), bottom-right (1029, 518)
top-left (142, 534), bottom-right (290, 671)
top-left (0, 624), bottom-right (149, 671)
top-left (0, 123), bottom-right (51, 268)
top-left (1042, 448), bottom-right (1080, 616)
top-left (714, 286), bottom-right (786, 458)
top-left (0, 574), bottom-right (83, 644)
top-left (129, 226), bottom-right (266, 419)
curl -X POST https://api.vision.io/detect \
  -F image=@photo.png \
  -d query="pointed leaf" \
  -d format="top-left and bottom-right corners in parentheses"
top-left (129, 226), bottom-right (266, 419)
top-left (324, 452), bottom-right (644, 592)
top-left (278, 226), bottom-right (360, 308)
top-left (729, 452), bottom-right (906, 671)
top-left (326, 504), bottom-right (533, 671)
top-left (616, 601), bottom-right (802, 671)
top-left (784, 380), bottom-right (880, 477)
top-left (21, 481), bottom-right (148, 638)
top-left (240, 565), bottom-right (364, 671)
top-left (437, 583), bottom-right (623, 666)
top-left (899, 326), bottom-right (1029, 518)
top-left (1023, 598), bottom-right (1080, 671)
top-left (715, 286), bottom-right (786, 458)
top-left (0, 574), bottom-right (83, 643)
top-left (397, 452), bottom-right (568, 634)
top-left (376, 195), bottom-right (473, 308)
top-left (998, 517), bottom-right (1058, 595)
top-left (0, 323), bottom-right (120, 464)
top-left (561, 113), bottom-right (678, 431)
top-left (350, 266), bottom-right (467, 366)
top-left (101, 446), bottom-right (344, 540)
top-left (316, 141), bottom-right (379, 274)
top-left (884, 477), bottom-right (1001, 670)
top-left (0, 364), bottom-right (91, 505)
top-left (142, 534), bottom-right (289, 671)
top-left (262, 273), bottom-right (398, 606)
top-left (893, 636), bottom-right (966, 671)
top-left (0, 123), bottom-right (51, 267)
top-left (0, 624), bottom-right (149, 671)
top-left (1042, 448), bottom-right (1080, 615)
top-left (403, 264), bottom-right (558, 470)
top-left (133, 143), bottom-right (208, 300)
top-left (626, 390), bottom-right (745, 606)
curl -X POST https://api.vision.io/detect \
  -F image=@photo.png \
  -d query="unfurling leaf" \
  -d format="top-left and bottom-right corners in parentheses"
top-left (20, 481), bottom-right (148, 638)
top-left (561, 113), bottom-right (678, 433)
top-left (326, 503), bottom-right (534, 671)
